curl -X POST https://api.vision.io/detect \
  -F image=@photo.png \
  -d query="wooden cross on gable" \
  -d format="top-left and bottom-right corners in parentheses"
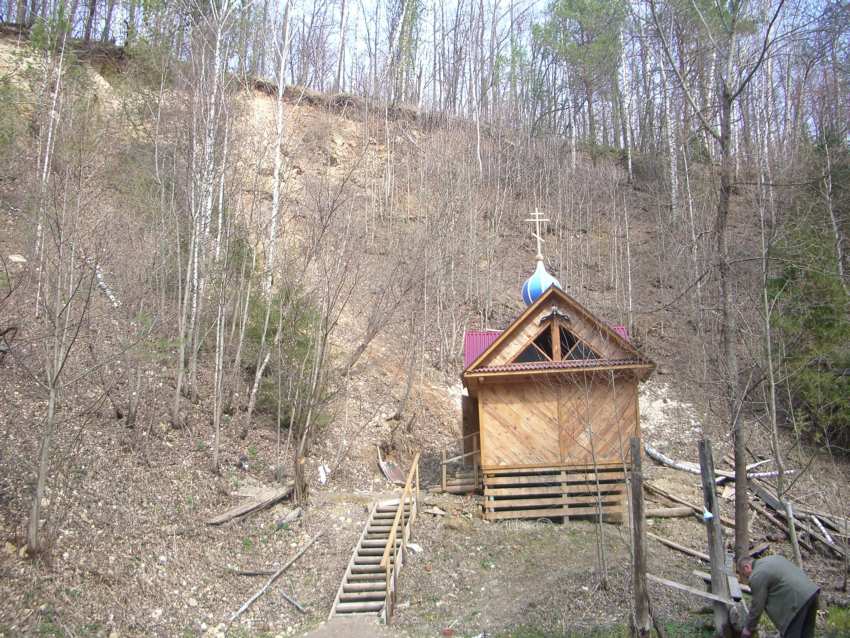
top-left (524, 208), bottom-right (549, 260)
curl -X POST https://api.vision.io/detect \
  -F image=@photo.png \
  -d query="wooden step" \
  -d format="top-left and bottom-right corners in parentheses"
top-left (354, 556), bottom-right (389, 565)
top-left (361, 539), bottom-right (400, 548)
top-left (351, 564), bottom-right (383, 574)
top-left (343, 582), bottom-right (387, 593)
top-left (334, 601), bottom-right (385, 613)
top-left (347, 573), bottom-right (385, 581)
top-left (339, 591), bottom-right (387, 602)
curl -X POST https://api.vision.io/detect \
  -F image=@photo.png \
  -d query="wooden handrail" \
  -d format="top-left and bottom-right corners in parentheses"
top-left (381, 451), bottom-right (420, 570)
top-left (443, 449), bottom-right (479, 464)
top-left (380, 452), bottom-right (420, 623)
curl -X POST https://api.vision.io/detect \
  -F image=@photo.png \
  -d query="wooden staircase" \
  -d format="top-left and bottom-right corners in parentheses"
top-left (330, 454), bottom-right (419, 623)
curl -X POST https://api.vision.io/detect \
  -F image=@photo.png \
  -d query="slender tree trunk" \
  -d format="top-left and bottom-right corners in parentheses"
top-left (265, 2), bottom-right (290, 297)
top-left (824, 144), bottom-right (849, 297)
top-left (334, 0), bottom-right (345, 91)
top-left (82, 0), bottom-right (96, 43)
top-left (719, 86), bottom-right (747, 564)
top-left (100, 0), bottom-right (116, 42)
top-left (28, 382), bottom-right (57, 552)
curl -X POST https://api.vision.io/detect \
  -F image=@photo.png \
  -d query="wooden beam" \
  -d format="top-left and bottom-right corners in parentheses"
top-left (647, 532), bottom-right (709, 562)
top-left (647, 574), bottom-right (731, 605)
top-left (645, 506), bottom-right (694, 519)
top-left (693, 570), bottom-right (751, 595)
top-left (645, 482), bottom-right (735, 529)
top-left (698, 439), bottom-right (733, 637)
top-left (629, 437), bottom-right (651, 637)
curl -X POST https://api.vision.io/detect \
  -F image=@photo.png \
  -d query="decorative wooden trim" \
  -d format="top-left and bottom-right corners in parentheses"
top-left (464, 285), bottom-right (655, 374)
top-left (468, 363), bottom-right (655, 379)
top-left (508, 323), bottom-right (554, 364)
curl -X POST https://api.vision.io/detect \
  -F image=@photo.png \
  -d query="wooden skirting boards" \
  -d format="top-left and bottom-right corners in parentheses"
top-left (481, 464), bottom-right (627, 522)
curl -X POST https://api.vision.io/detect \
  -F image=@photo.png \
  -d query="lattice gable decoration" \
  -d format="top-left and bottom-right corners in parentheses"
top-left (465, 285), bottom-right (649, 375)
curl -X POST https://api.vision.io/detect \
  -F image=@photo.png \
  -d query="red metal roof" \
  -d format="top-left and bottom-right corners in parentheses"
top-left (463, 330), bottom-right (502, 369)
top-left (611, 324), bottom-right (629, 341)
top-left (473, 357), bottom-right (647, 374)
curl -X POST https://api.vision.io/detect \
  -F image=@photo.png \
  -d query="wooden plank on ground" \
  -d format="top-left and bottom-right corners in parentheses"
top-left (206, 483), bottom-right (294, 525)
top-left (693, 570), bottom-right (751, 595)
top-left (647, 573), bottom-right (731, 605)
top-left (726, 554), bottom-right (744, 601)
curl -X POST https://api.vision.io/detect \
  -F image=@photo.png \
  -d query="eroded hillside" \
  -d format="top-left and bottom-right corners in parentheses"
top-left (1, 34), bottom-right (849, 638)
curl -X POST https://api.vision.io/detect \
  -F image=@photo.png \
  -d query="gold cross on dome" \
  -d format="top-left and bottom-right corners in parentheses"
top-left (524, 208), bottom-right (550, 260)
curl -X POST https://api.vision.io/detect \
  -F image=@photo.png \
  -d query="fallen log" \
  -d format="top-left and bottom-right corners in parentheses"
top-left (281, 590), bottom-right (306, 614)
top-left (206, 483), bottom-right (294, 525)
top-left (645, 443), bottom-right (715, 476)
top-left (647, 532), bottom-right (709, 562)
top-left (811, 515), bottom-right (835, 547)
top-left (645, 506), bottom-right (694, 519)
top-left (229, 532), bottom-right (323, 623)
top-left (647, 444), bottom-right (787, 484)
top-left (645, 482), bottom-right (735, 529)
top-left (227, 567), bottom-right (277, 576)
top-left (750, 500), bottom-right (815, 553)
top-left (751, 482), bottom-right (844, 558)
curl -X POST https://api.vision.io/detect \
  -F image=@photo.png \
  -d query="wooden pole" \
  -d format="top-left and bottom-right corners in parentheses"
top-left (441, 448), bottom-right (447, 493)
top-left (785, 501), bottom-right (803, 567)
top-left (698, 439), bottom-right (733, 638)
top-left (473, 433), bottom-right (479, 490)
top-left (629, 437), bottom-right (651, 637)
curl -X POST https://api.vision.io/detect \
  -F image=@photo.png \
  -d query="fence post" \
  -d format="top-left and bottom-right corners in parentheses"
top-left (441, 448), bottom-right (447, 492)
top-left (629, 437), bottom-right (651, 637)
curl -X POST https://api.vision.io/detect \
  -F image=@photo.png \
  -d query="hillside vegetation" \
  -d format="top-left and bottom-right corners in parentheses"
top-left (0, 0), bottom-right (849, 635)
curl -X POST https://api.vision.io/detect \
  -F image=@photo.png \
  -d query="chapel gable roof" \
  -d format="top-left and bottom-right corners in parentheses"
top-left (462, 285), bottom-right (654, 382)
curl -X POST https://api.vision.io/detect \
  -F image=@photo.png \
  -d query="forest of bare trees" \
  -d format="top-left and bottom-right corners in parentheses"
top-left (0, 0), bottom-right (848, 621)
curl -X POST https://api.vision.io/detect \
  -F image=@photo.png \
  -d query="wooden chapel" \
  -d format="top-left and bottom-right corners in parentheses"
top-left (460, 219), bottom-right (655, 521)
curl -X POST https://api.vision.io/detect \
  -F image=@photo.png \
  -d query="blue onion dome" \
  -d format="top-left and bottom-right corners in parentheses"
top-left (521, 258), bottom-right (561, 306)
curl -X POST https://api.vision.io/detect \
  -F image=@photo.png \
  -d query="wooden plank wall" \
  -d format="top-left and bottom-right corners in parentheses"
top-left (478, 382), bottom-right (560, 467)
top-left (461, 395), bottom-right (480, 462)
top-left (478, 376), bottom-right (638, 468)
top-left (559, 376), bottom-right (637, 465)
top-left (482, 465), bottom-right (627, 521)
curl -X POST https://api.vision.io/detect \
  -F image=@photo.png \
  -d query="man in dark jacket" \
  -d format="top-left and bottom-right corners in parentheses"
top-left (738, 555), bottom-right (820, 638)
